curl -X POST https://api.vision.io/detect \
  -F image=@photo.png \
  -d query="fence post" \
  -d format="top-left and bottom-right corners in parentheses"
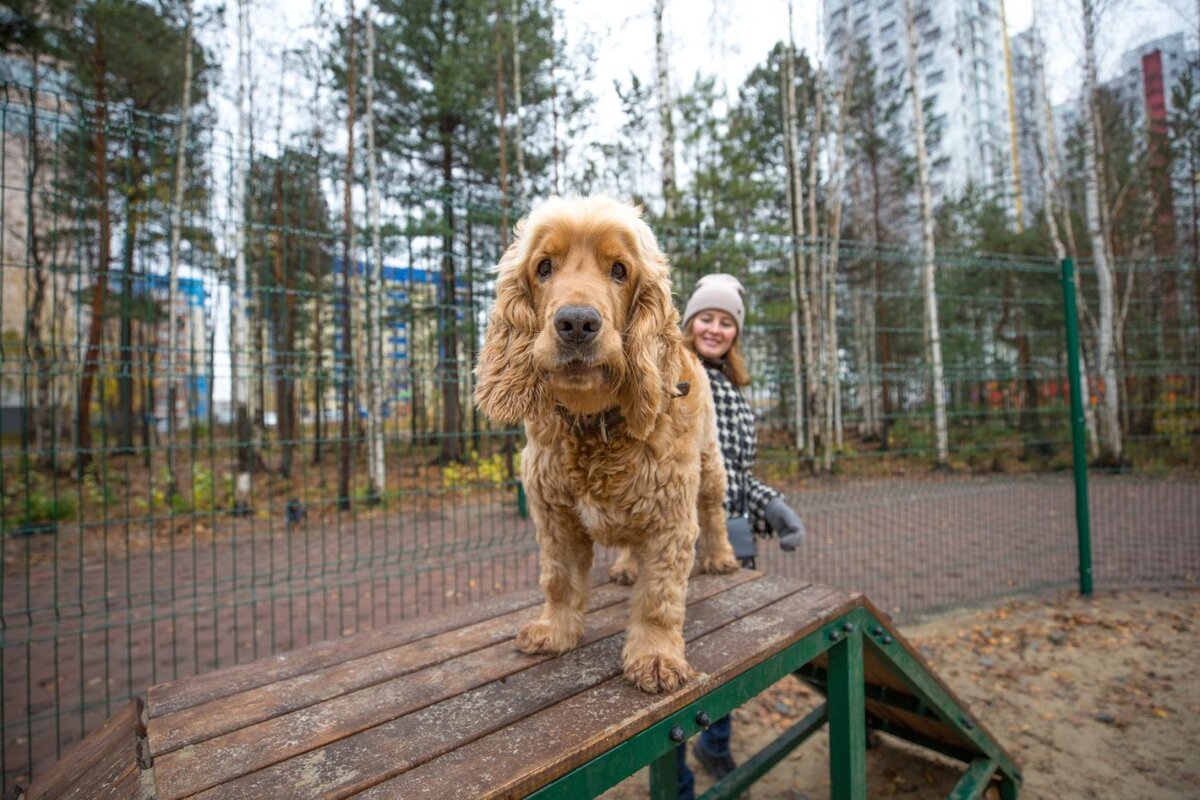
top-left (1060, 258), bottom-right (1093, 596)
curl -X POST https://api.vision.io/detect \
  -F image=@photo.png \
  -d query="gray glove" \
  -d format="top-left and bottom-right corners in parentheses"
top-left (765, 496), bottom-right (805, 552)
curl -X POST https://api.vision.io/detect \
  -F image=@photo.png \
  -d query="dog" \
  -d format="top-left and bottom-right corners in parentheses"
top-left (474, 196), bottom-right (739, 693)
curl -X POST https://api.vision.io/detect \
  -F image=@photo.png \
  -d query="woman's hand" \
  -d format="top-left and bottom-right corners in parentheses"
top-left (765, 496), bottom-right (805, 552)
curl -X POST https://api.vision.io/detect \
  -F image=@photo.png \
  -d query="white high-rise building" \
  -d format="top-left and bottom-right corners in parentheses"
top-left (823, 0), bottom-right (1017, 213)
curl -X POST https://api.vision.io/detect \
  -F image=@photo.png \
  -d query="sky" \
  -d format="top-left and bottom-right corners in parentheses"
top-left (223, 0), bottom-right (1198, 147)
top-left (199, 0), bottom-right (1196, 402)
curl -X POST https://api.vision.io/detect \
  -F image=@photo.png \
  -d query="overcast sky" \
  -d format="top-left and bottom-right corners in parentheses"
top-left (199, 0), bottom-right (1195, 401)
top-left (223, 0), bottom-right (1197, 144)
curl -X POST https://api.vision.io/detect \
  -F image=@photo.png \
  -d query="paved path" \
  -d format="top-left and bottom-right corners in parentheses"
top-left (2, 473), bottom-right (1197, 788)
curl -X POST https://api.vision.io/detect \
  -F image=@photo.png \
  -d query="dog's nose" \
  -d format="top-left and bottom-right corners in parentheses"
top-left (554, 305), bottom-right (602, 344)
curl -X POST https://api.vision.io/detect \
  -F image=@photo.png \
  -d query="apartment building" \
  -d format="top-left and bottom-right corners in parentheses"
top-left (824, 0), bottom-right (1017, 213)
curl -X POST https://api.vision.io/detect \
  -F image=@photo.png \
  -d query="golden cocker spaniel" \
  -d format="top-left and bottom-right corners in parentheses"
top-left (475, 196), bottom-right (740, 693)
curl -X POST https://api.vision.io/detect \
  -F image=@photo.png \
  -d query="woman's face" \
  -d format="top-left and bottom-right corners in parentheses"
top-left (691, 309), bottom-right (738, 361)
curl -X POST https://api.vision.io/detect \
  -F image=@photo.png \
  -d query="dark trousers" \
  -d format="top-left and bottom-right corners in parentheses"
top-left (676, 715), bottom-right (733, 798)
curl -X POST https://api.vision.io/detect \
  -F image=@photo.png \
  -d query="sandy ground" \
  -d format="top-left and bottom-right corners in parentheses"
top-left (602, 587), bottom-right (1200, 800)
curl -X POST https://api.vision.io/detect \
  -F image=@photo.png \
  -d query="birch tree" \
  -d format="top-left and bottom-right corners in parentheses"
top-left (806, 60), bottom-right (826, 460)
top-left (653, 0), bottom-right (678, 223)
top-left (339, 0), bottom-right (358, 510)
top-left (495, 0), bottom-right (510, 246)
top-left (510, 0), bottom-right (528, 203)
top-left (781, 8), bottom-right (813, 462)
top-left (166, 0), bottom-right (194, 500)
top-left (364, 1), bottom-right (385, 503)
top-left (549, 13), bottom-right (562, 195)
top-left (844, 49), bottom-right (910, 447)
top-left (822, 57), bottom-right (853, 471)
top-left (231, 0), bottom-right (253, 512)
top-left (1032, 21), bottom-right (1100, 455)
top-left (904, 0), bottom-right (949, 467)
top-left (1080, 0), bottom-right (1123, 463)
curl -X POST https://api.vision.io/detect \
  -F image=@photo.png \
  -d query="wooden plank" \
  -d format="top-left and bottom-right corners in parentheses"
top-left (156, 570), bottom-right (761, 800)
top-left (147, 581), bottom-right (641, 755)
top-left (147, 587), bottom-right (546, 718)
top-left (24, 698), bottom-right (144, 800)
top-left (351, 583), bottom-right (856, 799)
top-left (865, 699), bottom-right (975, 752)
top-left (183, 574), bottom-right (802, 800)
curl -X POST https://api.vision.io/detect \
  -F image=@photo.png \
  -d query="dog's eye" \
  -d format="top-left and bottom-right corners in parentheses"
top-left (536, 258), bottom-right (552, 280)
top-left (611, 261), bottom-right (627, 283)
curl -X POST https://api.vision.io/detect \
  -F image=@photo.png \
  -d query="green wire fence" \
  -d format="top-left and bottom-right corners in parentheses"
top-left (1, 81), bottom-right (1197, 788)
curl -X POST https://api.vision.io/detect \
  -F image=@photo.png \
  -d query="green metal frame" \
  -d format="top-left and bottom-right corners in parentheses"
top-left (527, 607), bottom-right (1021, 800)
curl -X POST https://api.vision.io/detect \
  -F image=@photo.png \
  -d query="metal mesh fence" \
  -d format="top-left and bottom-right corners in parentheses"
top-left (1, 82), bottom-right (1198, 787)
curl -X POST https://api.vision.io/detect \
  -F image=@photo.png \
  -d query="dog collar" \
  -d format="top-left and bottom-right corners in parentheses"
top-left (554, 382), bottom-right (688, 442)
top-left (555, 404), bottom-right (625, 442)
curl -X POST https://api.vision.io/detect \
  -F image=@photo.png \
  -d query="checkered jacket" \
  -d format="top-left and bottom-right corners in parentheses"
top-left (705, 364), bottom-right (781, 537)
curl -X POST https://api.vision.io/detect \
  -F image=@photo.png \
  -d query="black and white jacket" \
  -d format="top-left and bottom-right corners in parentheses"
top-left (704, 362), bottom-right (781, 537)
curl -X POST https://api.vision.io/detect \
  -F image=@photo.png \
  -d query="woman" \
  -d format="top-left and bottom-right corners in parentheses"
top-left (676, 273), bottom-right (806, 795)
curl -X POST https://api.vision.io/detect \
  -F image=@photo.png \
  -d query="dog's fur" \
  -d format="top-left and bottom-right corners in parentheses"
top-left (475, 196), bottom-right (739, 693)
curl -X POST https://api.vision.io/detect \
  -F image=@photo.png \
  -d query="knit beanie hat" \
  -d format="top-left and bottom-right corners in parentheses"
top-left (683, 273), bottom-right (746, 334)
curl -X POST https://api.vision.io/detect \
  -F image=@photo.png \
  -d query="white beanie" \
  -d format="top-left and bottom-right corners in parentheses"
top-left (683, 273), bottom-right (746, 333)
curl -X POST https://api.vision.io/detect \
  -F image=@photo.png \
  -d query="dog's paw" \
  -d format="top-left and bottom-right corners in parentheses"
top-left (623, 652), bottom-right (693, 694)
top-left (696, 553), bottom-right (740, 576)
top-left (515, 619), bottom-right (581, 655)
top-left (609, 561), bottom-right (638, 586)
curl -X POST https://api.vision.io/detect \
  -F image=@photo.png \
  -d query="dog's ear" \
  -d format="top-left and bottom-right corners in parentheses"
top-left (474, 234), bottom-right (550, 424)
top-left (619, 249), bottom-right (683, 440)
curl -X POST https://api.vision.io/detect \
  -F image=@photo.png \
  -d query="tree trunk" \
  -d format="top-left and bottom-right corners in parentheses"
top-left (549, 17), bottom-right (562, 195)
top-left (654, 0), bottom-right (678, 223)
top-left (310, 67), bottom-right (325, 466)
top-left (438, 129), bottom-right (463, 465)
top-left (339, 0), bottom-right (359, 511)
top-left (231, 0), bottom-right (253, 512)
top-left (905, 0), bottom-right (949, 467)
top-left (78, 30), bottom-right (114, 477)
top-left (510, 0), bottom-right (527, 204)
top-left (312, 286), bottom-right (325, 465)
top-left (24, 60), bottom-right (56, 469)
top-left (1033, 22), bottom-right (1100, 454)
top-left (823, 64), bottom-right (852, 470)
top-left (868, 114), bottom-right (892, 448)
top-left (271, 159), bottom-right (295, 479)
top-left (166, 0), bottom-right (194, 499)
top-left (1081, 0), bottom-right (1122, 464)
top-left (805, 62), bottom-right (825, 460)
top-left (494, 0), bottom-right (510, 247)
top-left (781, 12), bottom-right (812, 463)
top-left (118, 159), bottom-right (135, 454)
top-left (365, 1), bottom-right (385, 502)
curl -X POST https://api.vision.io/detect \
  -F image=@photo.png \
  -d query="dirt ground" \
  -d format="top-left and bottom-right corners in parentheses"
top-left (603, 587), bottom-right (1200, 800)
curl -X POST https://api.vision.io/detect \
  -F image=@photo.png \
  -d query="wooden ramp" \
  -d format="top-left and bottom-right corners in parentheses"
top-left (16, 571), bottom-right (1021, 799)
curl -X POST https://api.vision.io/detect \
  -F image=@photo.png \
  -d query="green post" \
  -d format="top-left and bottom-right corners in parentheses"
top-left (1060, 258), bottom-right (1094, 596)
top-left (827, 627), bottom-right (867, 800)
top-left (517, 480), bottom-right (528, 519)
top-left (648, 746), bottom-right (676, 800)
